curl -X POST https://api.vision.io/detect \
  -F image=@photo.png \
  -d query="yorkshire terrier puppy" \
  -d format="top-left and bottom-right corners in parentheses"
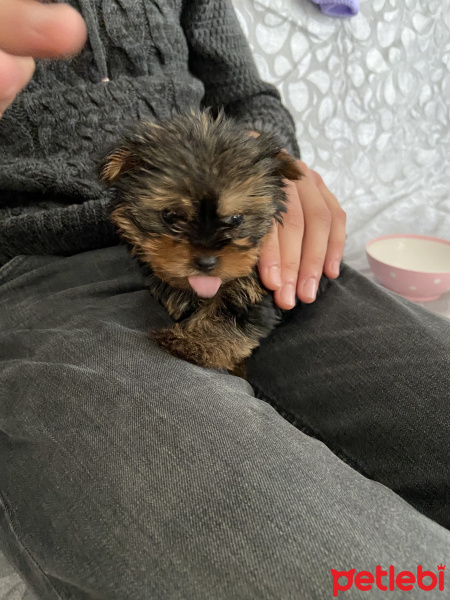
top-left (100, 111), bottom-right (304, 372)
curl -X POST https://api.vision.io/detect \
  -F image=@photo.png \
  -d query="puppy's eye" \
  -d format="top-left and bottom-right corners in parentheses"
top-left (161, 209), bottom-right (184, 227)
top-left (223, 214), bottom-right (244, 227)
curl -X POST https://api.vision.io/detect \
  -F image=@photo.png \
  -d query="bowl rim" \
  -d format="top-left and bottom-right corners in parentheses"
top-left (365, 234), bottom-right (450, 276)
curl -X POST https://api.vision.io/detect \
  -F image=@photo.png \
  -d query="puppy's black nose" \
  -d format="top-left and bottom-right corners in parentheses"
top-left (195, 256), bottom-right (217, 272)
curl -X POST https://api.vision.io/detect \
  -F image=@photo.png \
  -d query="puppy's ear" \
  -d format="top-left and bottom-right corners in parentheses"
top-left (275, 151), bottom-right (304, 181)
top-left (99, 121), bottom-right (163, 185)
top-left (99, 146), bottom-right (139, 185)
top-left (251, 132), bottom-right (303, 181)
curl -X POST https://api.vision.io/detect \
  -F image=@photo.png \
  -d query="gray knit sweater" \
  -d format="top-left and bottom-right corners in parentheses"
top-left (0, 0), bottom-right (299, 266)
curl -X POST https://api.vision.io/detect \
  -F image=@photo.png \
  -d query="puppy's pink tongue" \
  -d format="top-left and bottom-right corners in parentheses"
top-left (188, 276), bottom-right (222, 298)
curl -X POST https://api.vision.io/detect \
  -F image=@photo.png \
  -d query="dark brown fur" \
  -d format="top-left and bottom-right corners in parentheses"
top-left (100, 111), bottom-right (303, 372)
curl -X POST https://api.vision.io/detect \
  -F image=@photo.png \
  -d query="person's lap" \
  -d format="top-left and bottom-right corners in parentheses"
top-left (247, 262), bottom-right (450, 529)
top-left (0, 246), bottom-right (449, 600)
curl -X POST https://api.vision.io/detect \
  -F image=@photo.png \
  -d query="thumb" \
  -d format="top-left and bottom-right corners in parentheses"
top-left (0, 0), bottom-right (87, 59)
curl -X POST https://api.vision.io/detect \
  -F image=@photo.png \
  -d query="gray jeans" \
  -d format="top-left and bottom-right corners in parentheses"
top-left (0, 246), bottom-right (449, 600)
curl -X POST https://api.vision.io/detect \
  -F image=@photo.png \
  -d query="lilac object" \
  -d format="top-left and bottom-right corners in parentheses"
top-left (311, 0), bottom-right (360, 17)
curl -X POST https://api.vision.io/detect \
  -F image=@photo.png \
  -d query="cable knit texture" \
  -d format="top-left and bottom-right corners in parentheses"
top-left (0, 0), bottom-right (299, 266)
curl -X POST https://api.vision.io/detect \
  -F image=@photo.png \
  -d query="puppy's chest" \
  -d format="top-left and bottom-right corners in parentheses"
top-left (145, 268), bottom-right (265, 323)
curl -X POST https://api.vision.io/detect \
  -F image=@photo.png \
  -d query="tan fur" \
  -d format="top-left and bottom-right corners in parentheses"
top-left (216, 246), bottom-right (261, 281)
top-left (153, 311), bottom-right (259, 371)
top-left (218, 180), bottom-right (274, 217)
top-left (100, 111), bottom-right (303, 372)
top-left (135, 185), bottom-right (195, 214)
top-left (101, 149), bottom-right (134, 183)
top-left (233, 237), bottom-right (252, 248)
top-left (221, 275), bottom-right (265, 307)
top-left (153, 275), bottom-right (267, 370)
top-left (110, 205), bottom-right (145, 246)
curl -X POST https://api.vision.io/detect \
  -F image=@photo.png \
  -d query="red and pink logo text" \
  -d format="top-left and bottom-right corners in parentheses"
top-left (331, 565), bottom-right (445, 597)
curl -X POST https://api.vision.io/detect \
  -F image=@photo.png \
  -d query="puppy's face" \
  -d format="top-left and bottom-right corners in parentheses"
top-left (100, 112), bottom-right (302, 297)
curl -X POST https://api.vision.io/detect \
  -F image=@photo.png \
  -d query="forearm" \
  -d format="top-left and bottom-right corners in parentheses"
top-left (181, 0), bottom-right (300, 157)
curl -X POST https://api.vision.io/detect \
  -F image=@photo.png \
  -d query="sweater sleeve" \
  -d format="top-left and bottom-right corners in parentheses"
top-left (180, 0), bottom-right (300, 158)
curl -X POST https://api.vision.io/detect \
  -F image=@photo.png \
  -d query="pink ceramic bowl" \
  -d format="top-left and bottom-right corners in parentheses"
top-left (366, 234), bottom-right (450, 302)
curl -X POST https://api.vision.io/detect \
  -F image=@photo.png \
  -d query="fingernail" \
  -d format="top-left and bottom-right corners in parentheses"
top-left (281, 283), bottom-right (296, 308)
top-left (331, 259), bottom-right (341, 277)
top-left (302, 277), bottom-right (317, 302)
top-left (269, 265), bottom-right (281, 288)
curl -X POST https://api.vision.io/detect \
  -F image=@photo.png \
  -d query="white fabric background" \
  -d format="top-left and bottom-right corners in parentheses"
top-left (1, 1), bottom-right (450, 598)
top-left (233, 0), bottom-right (450, 318)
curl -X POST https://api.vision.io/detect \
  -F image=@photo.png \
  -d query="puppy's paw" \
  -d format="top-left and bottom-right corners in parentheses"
top-left (152, 324), bottom-right (255, 371)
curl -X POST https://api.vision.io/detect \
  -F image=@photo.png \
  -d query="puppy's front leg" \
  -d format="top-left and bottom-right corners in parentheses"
top-left (152, 281), bottom-right (282, 372)
top-left (152, 306), bottom-right (259, 371)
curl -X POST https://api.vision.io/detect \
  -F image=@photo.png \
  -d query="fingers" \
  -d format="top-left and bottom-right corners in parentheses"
top-left (310, 169), bottom-right (347, 280)
top-left (259, 180), bottom-right (306, 310)
top-left (0, 0), bottom-right (87, 58)
top-left (257, 160), bottom-right (347, 310)
top-left (274, 180), bottom-right (305, 309)
top-left (0, 51), bottom-right (35, 116)
top-left (294, 163), bottom-right (333, 304)
top-left (258, 221), bottom-right (282, 291)
top-left (0, 0), bottom-right (86, 117)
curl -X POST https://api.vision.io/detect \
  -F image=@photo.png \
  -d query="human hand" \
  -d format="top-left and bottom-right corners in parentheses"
top-left (0, 0), bottom-right (86, 118)
top-left (258, 161), bottom-right (346, 309)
